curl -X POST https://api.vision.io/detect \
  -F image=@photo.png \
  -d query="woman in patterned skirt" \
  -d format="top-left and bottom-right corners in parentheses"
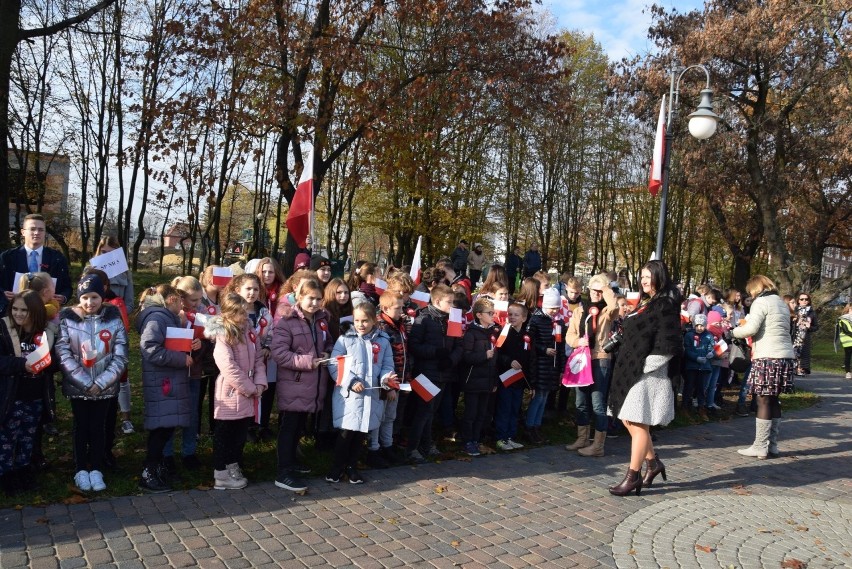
top-left (606, 260), bottom-right (683, 496)
top-left (733, 275), bottom-right (795, 459)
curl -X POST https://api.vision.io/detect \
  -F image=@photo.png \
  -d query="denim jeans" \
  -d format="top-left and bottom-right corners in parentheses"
top-left (525, 389), bottom-right (551, 428)
top-left (494, 386), bottom-right (523, 441)
top-left (706, 365), bottom-right (721, 408)
top-left (575, 359), bottom-right (610, 432)
top-left (737, 364), bottom-right (752, 406)
top-left (369, 395), bottom-right (399, 450)
top-left (164, 379), bottom-right (201, 457)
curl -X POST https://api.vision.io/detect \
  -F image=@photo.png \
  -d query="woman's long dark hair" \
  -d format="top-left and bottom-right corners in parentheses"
top-left (641, 260), bottom-right (681, 303)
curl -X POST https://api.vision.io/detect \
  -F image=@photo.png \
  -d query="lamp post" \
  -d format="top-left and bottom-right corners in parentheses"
top-left (654, 65), bottom-right (721, 261)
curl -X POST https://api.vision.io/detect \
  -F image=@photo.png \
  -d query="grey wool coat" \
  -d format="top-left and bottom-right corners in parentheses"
top-left (136, 305), bottom-right (191, 430)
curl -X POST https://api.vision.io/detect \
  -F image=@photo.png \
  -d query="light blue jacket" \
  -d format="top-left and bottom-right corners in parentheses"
top-left (329, 327), bottom-right (394, 433)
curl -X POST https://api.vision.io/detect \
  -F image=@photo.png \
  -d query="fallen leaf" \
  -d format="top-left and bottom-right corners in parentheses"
top-left (695, 544), bottom-right (714, 553)
top-left (451, 540), bottom-right (460, 547)
top-left (456, 457), bottom-right (472, 462)
top-left (627, 549), bottom-right (636, 555)
top-left (196, 484), bottom-right (212, 491)
top-left (811, 510), bottom-right (821, 516)
top-left (758, 528), bottom-right (772, 533)
top-left (62, 495), bottom-right (89, 505)
top-left (814, 539), bottom-right (823, 545)
top-left (780, 559), bottom-right (806, 569)
top-left (435, 485), bottom-right (447, 494)
top-left (36, 517), bottom-right (49, 524)
top-left (359, 533), bottom-right (368, 538)
top-left (14, 505), bottom-right (23, 510)
top-left (731, 484), bottom-right (751, 496)
top-left (387, 518), bottom-right (398, 525)
top-left (709, 520), bottom-right (718, 527)
top-left (796, 526), bottom-right (809, 532)
top-left (785, 519), bottom-right (797, 525)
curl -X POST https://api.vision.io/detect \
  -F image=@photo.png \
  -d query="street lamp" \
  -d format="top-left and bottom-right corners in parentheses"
top-left (654, 65), bottom-right (721, 260)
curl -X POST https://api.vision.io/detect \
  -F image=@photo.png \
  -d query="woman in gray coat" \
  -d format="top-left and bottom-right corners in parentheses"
top-left (135, 284), bottom-right (193, 493)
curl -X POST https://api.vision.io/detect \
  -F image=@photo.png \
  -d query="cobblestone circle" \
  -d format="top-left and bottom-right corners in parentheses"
top-left (613, 495), bottom-right (852, 569)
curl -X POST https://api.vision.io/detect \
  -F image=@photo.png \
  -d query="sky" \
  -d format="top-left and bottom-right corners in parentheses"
top-left (541, 0), bottom-right (706, 62)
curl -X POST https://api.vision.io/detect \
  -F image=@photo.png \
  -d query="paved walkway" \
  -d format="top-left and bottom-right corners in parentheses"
top-left (1, 374), bottom-right (850, 569)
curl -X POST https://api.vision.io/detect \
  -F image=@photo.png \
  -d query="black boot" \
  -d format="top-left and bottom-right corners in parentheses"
top-left (1, 471), bottom-right (21, 496)
top-left (642, 454), bottom-right (667, 488)
top-left (609, 468), bottom-right (643, 496)
top-left (139, 465), bottom-right (171, 493)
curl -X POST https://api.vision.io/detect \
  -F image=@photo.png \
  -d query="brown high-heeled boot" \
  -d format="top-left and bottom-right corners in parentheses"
top-left (642, 454), bottom-right (667, 487)
top-left (608, 467), bottom-right (643, 496)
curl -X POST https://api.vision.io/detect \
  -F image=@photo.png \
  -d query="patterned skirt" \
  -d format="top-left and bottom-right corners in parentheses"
top-left (749, 358), bottom-right (795, 396)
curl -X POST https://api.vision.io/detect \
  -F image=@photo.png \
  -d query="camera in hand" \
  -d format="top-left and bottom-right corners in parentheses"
top-left (602, 332), bottom-right (623, 353)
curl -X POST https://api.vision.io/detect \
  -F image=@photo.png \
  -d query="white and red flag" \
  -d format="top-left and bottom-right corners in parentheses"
top-left (410, 235), bottom-right (423, 285)
top-left (212, 266), bottom-right (233, 287)
top-left (447, 308), bottom-right (463, 337)
top-left (500, 368), bottom-right (525, 387)
top-left (411, 373), bottom-right (441, 402)
top-left (186, 311), bottom-right (209, 340)
top-left (375, 278), bottom-right (388, 295)
top-left (411, 289), bottom-right (430, 308)
top-left (26, 336), bottom-right (52, 373)
top-left (714, 338), bottom-right (729, 357)
top-left (648, 95), bottom-right (666, 197)
top-left (495, 321), bottom-right (511, 348)
top-left (493, 300), bottom-right (508, 326)
top-left (286, 147), bottom-right (314, 248)
top-left (165, 327), bottom-right (194, 352)
top-left (335, 355), bottom-right (351, 387)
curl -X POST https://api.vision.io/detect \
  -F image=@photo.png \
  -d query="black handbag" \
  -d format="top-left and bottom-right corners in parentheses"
top-left (729, 339), bottom-right (751, 372)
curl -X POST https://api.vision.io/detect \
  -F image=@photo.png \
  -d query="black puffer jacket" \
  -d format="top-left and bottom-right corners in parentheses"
top-left (461, 323), bottom-right (499, 393)
top-left (527, 310), bottom-right (566, 391)
top-left (409, 305), bottom-right (462, 384)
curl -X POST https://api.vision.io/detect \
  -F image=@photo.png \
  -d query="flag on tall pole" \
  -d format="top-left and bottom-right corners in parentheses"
top-left (648, 95), bottom-right (666, 197)
top-left (286, 147), bottom-right (314, 248)
top-left (410, 235), bottom-right (423, 285)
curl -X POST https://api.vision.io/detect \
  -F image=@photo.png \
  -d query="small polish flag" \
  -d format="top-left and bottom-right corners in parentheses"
top-left (411, 373), bottom-right (441, 402)
top-left (447, 308), bottom-right (463, 337)
top-left (165, 327), bottom-right (194, 352)
top-left (493, 300), bottom-right (508, 325)
top-left (411, 289), bottom-right (430, 308)
top-left (714, 338), bottom-right (728, 357)
top-left (212, 267), bottom-right (233, 287)
top-left (500, 368), bottom-right (525, 387)
top-left (410, 236), bottom-right (423, 285)
top-left (495, 321), bottom-right (511, 348)
top-left (187, 311), bottom-right (209, 340)
top-left (375, 278), bottom-right (388, 295)
top-left (26, 336), bottom-right (52, 373)
top-left (335, 355), bottom-right (351, 387)
top-left (680, 310), bottom-right (691, 325)
top-left (552, 322), bottom-right (563, 343)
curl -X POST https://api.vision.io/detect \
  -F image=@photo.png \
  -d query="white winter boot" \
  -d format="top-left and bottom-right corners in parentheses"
top-left (737, 418), bottom-right (771, 459)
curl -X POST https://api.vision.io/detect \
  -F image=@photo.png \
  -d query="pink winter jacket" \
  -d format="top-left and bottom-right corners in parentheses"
top-left (206, 316), bottom-right (268, 421)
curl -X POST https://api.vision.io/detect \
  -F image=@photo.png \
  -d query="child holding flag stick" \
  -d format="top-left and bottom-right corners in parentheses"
top-left (204, 293), bottom-right (267, 490)
top-left (270, 279), bottom-right (333, 493)
top-left (135, 284), bottom-right (193, 493)
top-left (460, 298), bottom-right (499, 456)
top-left (56, 274), bottom-right (128, 492)
top-left (524, 289), bottom-right (566, 445)
top-left (0, 291), bottom-right (54, 494)
top-left (327, 303), bottom-right (396, 484)
top-left (494, 302), bottom-right (534, 451)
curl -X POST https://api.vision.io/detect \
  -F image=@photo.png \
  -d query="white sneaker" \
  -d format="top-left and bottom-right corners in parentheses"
top-left (89, 470), bottom-right (107, 492)
top-left (74, 470), bottom-right (92, 491)
top-left (845, 372), bottom-right (851, 380)
top-left (496, 439), bottom-right (513, 451)
top-left (507, 438), bottom-right (524, 450)
top-left (121, 420), bottom-right (135, 434)
top-left (709, 403), bottom-right (722, 410)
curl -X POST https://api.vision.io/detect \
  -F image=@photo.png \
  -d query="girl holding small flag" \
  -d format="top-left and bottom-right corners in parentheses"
top-left (0, 291), bottom-right (54, 494)
top-left (460, 298), bottom-right (499, 456)
top-left (204, 293), bottom-right (267, 490)
top-left (135, 284), bottom-right (192, 493)
top-left (524, 288), bottom-right (566, 445)
top-left (270, 279), bottom-right (333, 492)
top-left (56, 274), bottom-right (128, 492)
top-left (327, 302), bottom-right (396, 484)
top-left (494, 302), bottom-right (534, 451)
top-left (226, 273), bottom-right (274, 441)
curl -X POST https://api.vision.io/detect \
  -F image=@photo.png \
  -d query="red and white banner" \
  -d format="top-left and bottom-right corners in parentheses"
top-left (447, 307), bottom-right (463, 337)
top-left (411, 289), bottom-right (430, 308)
top-left (410, 236), bottom-right (423, 285)
top-left (648, 95), bottom-right (666, 197)
top-left (81, 340), bottom-right (98, 368)
top-left (493, 300), bottom-right (508, 325)
top-left (186, 311), bottom-right (209, 340)
top-left (26, 337), bottom-right (52, 373)
top-left (286, 147), bottom-right (314, 248)
top-left (714, 338), bottom-right (728, 357)
top-left (411, 373), bottom-right (441, 402)
top-left (374, 278), bottom-right (388, 296)
top-left (165, 327), bottom-right (194, 352)
top-left (212, 266), bottom-right (233, 287)
top-left (495, 321), bottom-right (511, 348)
top-left (335, 355), bottom-right (351, 387)
top-left (500, 368), bottom-right (525, 387)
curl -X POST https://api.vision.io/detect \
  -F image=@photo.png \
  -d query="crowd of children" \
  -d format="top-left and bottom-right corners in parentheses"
top-left (2, 245), bottom-right (844, 498)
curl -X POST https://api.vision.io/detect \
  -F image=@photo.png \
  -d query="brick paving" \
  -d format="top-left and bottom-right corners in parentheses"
top-left (1, 373), bottom-right (850, 568)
